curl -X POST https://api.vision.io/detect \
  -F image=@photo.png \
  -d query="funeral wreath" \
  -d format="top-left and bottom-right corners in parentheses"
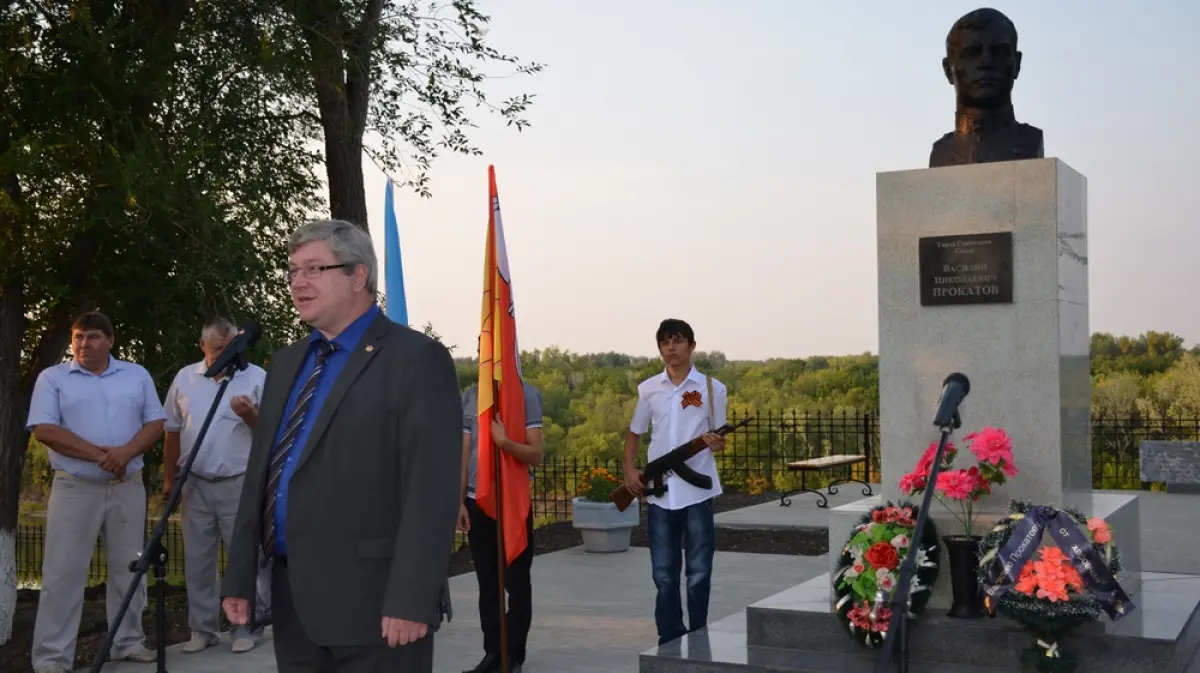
top-left (977, 499), bottom-right (1135, 673)
top-left (833, 502), bottom-right (941, 648)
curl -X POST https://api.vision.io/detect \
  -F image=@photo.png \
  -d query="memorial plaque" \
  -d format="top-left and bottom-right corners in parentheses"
top-left (919, 231), bottom-right (1013, 306)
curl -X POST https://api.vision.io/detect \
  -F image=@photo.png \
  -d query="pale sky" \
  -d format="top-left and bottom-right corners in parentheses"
top-left (347, 1), bottom-right (1199, 361)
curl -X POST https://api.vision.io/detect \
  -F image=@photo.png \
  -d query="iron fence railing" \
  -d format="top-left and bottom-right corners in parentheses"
top-left (16, 411), bottom-right (1197, 585)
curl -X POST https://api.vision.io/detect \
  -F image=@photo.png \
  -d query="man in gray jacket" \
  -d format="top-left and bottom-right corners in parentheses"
top-left (222, 219), bottom-right (461, 673)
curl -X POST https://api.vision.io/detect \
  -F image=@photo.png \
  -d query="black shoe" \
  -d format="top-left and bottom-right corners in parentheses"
top-left (463, 654), bottom-right (499, 673)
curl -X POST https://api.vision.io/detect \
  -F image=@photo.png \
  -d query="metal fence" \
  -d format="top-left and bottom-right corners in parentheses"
top-left (16, 411), bottom-right (1198, 585)
top-left (16, 519), bottom-right (201, 589)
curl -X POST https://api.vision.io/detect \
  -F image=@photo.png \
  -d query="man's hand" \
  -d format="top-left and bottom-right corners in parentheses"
top-left (163, 468), bottom-right (178, 495)
top-left (701, 432), bottom-right (726, 452)
top-left (381, 617), bottom-right (428, 647)
top-left (230, 395), bottom-right (256, 419)
top-left (223, 597), bottom-right (249, 625)
top-left (98, 445), bottom-right (136, 473)
top-left (489, 418), bottom-right (510, 452)
top-left (623, 465), bottom-right (644, 497)
top-left (456, 503), bottom-right (470, 532)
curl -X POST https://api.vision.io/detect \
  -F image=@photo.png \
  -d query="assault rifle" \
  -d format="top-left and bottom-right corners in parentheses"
top-left (612, 415), bottom-right (754, 512)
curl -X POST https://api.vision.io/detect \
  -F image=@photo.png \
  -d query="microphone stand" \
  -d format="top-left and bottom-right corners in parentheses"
top-left (89, 350), bottom-right (249, 673)
top-left (872, 411), bottom-right (960, 673)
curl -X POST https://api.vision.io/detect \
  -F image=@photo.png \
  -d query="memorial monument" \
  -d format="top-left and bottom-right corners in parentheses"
top-left (641, 9), bottom-right (1200, 673)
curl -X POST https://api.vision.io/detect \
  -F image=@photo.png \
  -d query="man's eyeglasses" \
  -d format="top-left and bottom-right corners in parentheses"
top-left (286, 263), bottom-right (348, 283)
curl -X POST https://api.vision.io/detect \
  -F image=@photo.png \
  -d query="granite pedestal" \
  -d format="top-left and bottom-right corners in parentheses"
top-left (873, 157), bottom-right (1091, 508)
top-left (639, 572), bottom-right (1200, 673)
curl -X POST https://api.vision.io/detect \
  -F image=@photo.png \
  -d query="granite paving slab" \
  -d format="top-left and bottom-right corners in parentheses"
top-left (78, 546), bottom-right (830, 673)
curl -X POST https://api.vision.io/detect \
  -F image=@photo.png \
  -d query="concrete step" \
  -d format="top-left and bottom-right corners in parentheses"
top-left (639, 619), bottom-right (1009, 672)
top-left (742, 572), bottom-right (1200, 673)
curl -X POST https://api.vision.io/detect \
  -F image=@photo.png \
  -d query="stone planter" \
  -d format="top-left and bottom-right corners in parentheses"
top-left (572, 496), bottom-right (639, 553)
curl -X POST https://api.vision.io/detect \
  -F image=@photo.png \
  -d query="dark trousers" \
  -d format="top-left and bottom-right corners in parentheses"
top-left (647, 499), bottom-right (716, 645)
top-left (466, 497), bottom-right (534, 664)
top-left (271, 558), bottom-right (434, 673)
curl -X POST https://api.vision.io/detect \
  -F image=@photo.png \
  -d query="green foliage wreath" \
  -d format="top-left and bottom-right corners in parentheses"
top-left (832, 502), bottom-right (941, 648)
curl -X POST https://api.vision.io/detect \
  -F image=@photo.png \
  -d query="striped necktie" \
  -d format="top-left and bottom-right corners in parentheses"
top-left (261, 339), bottom-right (334, 556)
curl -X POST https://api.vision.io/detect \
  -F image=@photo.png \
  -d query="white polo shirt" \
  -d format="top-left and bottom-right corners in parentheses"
top-left (162, 360), bottom-right (267, 479)
top-left (630, 366), bottom-right (726, 510)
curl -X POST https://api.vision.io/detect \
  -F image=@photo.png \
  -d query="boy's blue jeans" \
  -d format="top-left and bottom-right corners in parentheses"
top-left (647, 498), bottom-right (716, 645)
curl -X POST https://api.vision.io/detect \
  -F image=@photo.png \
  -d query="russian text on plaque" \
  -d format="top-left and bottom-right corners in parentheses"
top-left (918, 231), bottom-right (1014, 306)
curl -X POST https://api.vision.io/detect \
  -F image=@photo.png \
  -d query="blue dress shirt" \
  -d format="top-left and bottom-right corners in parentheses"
top-left (273, 304), bottom-right (380, 556)
top-left (25, 356), bottom-right (167, 481)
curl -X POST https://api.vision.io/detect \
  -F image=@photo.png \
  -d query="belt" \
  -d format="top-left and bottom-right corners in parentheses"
top-left (54, 468), bottom-right (142, 484)
top-left (189, 472), bottom-right (244, 483)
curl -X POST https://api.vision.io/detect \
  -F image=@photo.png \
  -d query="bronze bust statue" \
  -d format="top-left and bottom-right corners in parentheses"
top-left (929, 8), bottom-right (1044, 168)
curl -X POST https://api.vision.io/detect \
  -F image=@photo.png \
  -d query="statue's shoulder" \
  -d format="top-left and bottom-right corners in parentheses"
top-left (1014, 122), bottom-right (1042, 140)
top-left (929, 131), bottom-right (958, 167)
top-left (1013, 122), bottom-right (1044, 158)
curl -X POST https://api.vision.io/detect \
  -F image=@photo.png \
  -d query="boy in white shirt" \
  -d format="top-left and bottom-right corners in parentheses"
top-left (622, 319), bottom-right (727, 645)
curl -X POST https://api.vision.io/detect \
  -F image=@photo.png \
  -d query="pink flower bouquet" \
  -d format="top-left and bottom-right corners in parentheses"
top-left (898, 426), bottom-right (1018, 537)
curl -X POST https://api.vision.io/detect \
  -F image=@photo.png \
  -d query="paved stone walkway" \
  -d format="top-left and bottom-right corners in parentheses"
top-left (80, 547), bottom-right (829, 673)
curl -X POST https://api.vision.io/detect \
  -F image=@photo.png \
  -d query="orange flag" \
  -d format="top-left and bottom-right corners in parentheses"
top-left (475, 165), bottom-right (531, 566)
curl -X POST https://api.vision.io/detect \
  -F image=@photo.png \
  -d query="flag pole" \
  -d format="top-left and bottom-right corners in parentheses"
top-left (493, 378), bottom-right (509, 673)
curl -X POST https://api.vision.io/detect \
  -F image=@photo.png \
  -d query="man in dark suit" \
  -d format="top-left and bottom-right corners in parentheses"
top-left (221, 218), bottom-right (462, 673)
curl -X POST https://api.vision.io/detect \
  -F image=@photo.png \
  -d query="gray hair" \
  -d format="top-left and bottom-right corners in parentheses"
top-left (201, 316), bottom-right (237, 343)
top-left (288, 219), bottom-right (379, 294)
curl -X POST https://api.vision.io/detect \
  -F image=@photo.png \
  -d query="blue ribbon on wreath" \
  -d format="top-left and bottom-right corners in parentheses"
top-left (980, 505), bottom-right (1135, 621)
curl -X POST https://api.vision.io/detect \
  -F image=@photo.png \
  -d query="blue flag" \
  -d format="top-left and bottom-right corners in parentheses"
top-left (383, 179), bottom-right (409, 326)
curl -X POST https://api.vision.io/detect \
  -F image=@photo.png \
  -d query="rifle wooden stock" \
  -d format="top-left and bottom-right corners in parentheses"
top-left (610, 415), bottom-right (754, 512)
top-left (612, 484), bottom-right (638, 512)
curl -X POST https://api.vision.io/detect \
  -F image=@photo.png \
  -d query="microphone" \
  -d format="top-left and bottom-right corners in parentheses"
top-left (932, 372), bottom-right (970, 428)
top-left (203, 320), bottom-right (263, 378)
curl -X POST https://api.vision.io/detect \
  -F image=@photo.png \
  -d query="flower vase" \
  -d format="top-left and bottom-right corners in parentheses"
top-left (943, 534), bottom-right (984, 619)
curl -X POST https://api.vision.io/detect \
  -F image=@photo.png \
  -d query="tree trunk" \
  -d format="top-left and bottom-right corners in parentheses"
top-left (299, 0), bottom-right (384, 232)
top-left (0, 529), bottom-right (13, 645)
top-left (323, 129), bottom-right (368, 229)
top-left (0, 322), bottom-right (25, 645)
top-left (0, 167), bottom-right (26, 647)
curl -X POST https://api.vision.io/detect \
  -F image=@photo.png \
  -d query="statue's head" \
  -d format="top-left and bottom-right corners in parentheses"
top-left (942, 8), bottom-right (1021, 110)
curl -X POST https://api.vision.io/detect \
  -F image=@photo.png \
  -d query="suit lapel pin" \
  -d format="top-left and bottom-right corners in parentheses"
top-left (365, 344), bottom-right (375, 353)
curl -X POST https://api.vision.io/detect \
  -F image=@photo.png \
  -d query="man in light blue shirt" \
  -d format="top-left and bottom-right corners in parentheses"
top-left (26, 311), bottom-right (167, 673)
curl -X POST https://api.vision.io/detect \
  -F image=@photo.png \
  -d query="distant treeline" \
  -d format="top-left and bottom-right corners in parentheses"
top-left (447, 331), bottom-right (1200, 461)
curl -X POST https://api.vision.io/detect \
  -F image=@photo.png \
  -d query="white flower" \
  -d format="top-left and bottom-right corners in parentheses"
top-left (891, 534), bottom-right (910, 548)
top-left (846, 561), bottom-right (866, 578)
top-left (875, 568), bottom-right (895, 591)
